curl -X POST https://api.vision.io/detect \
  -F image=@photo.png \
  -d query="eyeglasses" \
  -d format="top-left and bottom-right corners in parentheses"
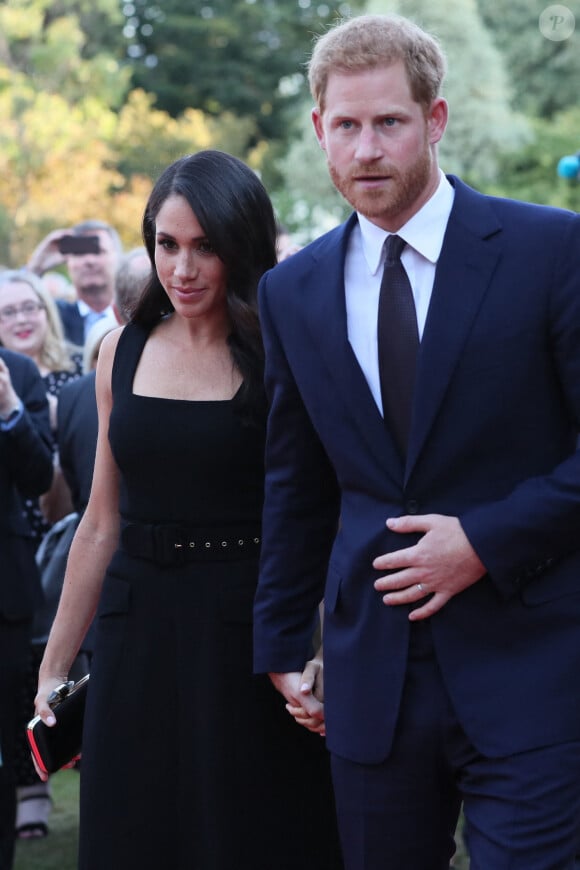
top-left (0, 301), bottom-right (46, 323)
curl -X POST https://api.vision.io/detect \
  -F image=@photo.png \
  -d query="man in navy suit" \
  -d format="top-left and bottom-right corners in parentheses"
top-left (253, 13), bottom-right (580, 869)
top-left (0, 348), bottom-right (52, 869)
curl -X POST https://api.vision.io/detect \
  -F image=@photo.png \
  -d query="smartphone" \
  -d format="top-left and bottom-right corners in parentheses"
top-left (58, 235), bottom-right (100, 256)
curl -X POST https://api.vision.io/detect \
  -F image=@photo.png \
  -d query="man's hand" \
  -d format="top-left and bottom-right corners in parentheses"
top-left (373, 514), bottom-right (486, 620)
top-left (269, 668), bottom-right (326, 735)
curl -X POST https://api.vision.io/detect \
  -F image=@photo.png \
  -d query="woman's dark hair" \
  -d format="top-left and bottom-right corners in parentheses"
top-left (134, 149), bottom-right (277, 420)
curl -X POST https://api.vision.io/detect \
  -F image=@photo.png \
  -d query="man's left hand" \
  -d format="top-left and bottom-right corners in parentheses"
top-left (373, 514), bottom-right (486, 620)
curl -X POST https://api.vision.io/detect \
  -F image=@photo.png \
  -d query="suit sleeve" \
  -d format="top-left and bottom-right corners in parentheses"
top-left (1, 355), bottom-right (53, 497)
top-left (460, 211), bottom-right (580, 598)
top-left (253, 271), bottom-right (340, 674)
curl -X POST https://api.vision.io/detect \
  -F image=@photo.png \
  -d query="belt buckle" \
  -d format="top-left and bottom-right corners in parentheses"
top-left (153, 524), bottom-right (185, 565)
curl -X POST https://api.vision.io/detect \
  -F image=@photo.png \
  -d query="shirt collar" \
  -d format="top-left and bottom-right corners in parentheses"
top-left (357, 171), bottom-right (455, 275)
top-left (77, 299), bottom-right (113, 319)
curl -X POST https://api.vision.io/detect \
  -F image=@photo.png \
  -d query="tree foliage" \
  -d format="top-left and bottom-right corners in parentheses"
top-left (122, 0), bottom-right (358, 144)
top-left (0, 0), bottom-right (578, 264)
top-left (0, 0), bottom-right (268, 265)
top-left (476, 0), bottom-right (580, 119)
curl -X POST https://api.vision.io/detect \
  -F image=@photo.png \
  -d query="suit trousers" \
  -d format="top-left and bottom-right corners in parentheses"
top-left (0, 617), bottom-right (31, 870)
top-left (330, 621), bottom-right (580, 870)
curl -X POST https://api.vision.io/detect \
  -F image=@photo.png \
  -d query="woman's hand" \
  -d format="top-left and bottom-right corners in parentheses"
top-left (283, 648), bottom-right (326, 735)
top-left (31, 675), bottom-right (70, 781)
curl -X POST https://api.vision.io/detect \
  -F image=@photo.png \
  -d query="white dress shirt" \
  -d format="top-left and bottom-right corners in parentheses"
top-left (344, 172), bottom-right (455, 415)
top-left (77, 299), bottom-right (115, 340)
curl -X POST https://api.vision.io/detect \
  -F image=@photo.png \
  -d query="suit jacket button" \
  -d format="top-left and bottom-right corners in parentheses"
top-left (406, 500), bottom-right (419, 514)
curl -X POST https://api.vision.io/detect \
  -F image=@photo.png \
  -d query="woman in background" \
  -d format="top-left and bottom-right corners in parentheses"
top-left (0, 270), bottom-right (81, 434)
top-left (35, 151), bottom-right (342, 870)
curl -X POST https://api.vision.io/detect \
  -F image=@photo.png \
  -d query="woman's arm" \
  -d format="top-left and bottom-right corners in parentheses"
top-left (35, 329), bottom-right (123, 729)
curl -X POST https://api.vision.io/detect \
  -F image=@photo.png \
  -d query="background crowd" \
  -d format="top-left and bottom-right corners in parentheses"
top-left (0, 226), bottom-right (152, 866)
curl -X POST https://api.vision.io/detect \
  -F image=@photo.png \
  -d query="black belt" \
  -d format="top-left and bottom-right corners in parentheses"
top-left (120, 521), bottom-right (261, 566)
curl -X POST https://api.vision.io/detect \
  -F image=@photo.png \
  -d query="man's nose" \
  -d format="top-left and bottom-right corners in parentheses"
top-left (354, 127), bottom-right (383, 162)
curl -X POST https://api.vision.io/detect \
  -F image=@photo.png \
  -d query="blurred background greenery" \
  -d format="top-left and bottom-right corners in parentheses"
top-left (1, 0), bottom-right (579, 268)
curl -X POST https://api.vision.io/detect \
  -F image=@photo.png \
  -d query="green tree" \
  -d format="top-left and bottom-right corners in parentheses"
top-left (489, 107), bottom-right (580, 212)
top-left (476, 0), bottom-right (580, 119)
top-left (122, 0), bottom-right (360, 145)
top-left (0, 0), bottom-right (128, 108)
top-left (0, 0), bottom-right (265, 265)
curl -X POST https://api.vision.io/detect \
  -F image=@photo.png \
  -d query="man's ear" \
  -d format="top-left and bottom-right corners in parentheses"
top-left (311, 107), bottom-right (326, 150)
top-left (427, 97), bottom-right (448, 146)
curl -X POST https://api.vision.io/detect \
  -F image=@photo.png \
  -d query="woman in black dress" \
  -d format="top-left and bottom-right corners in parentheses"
top-left (35, 151), bottom-right (343, 870)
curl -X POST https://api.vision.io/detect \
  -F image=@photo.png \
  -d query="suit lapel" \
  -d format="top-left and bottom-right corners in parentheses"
top-left (305, 216), bottom-right (405, 482)
top-left (300, 180), bottom-right (503, 487)
top-left (406, 179), bottom-right (503, 481)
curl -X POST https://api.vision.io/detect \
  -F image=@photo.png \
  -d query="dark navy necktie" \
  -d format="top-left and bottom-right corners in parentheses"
top-left (377, 234), bottom-right (419, 457)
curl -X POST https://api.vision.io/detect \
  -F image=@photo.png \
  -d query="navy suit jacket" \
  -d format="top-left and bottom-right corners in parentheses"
top-left (254, 177), bottom-right (580, 763)
top-left (57, 371), bottom-right (98, 514)
top-left (0, 348), bottom-right (53, 619)
top-left (56, 298), bottom-right (85, 346)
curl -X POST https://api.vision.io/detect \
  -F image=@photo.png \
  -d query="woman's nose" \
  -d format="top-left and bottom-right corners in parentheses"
top-left (174, 250), bottom-right (197, 278)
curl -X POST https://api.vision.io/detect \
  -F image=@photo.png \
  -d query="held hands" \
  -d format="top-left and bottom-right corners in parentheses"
top-left (373, 513), bottom-right (486, 620)
top-left (269, 656), bottom-right (326, 736)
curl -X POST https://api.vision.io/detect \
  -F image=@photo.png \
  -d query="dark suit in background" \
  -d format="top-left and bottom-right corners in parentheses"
top-left (55, 299), bottom-right (84, 347)
top-left (57, 371), bottom-right (98, 514)
top-left (0, 348), bottom-right (52, 870)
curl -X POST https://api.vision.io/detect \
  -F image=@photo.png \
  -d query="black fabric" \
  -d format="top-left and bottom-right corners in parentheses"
top-left (78, 322), bottom-right (343, 870)
top-left (377, 235), bottom-right (419, 456)
top-left (57, 372), bottom-right (98, 514)
top-left (120, 520), bottom-right (261, 565)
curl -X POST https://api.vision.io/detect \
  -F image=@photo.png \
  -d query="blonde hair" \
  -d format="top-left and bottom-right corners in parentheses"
top-left (308, 14), bottom-right (446, 114)
top-left (0, 269), bottom-right (78, 373)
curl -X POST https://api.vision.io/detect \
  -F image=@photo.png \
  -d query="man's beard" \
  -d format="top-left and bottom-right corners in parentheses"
top-left (328, 146), bottom-right (432, 225)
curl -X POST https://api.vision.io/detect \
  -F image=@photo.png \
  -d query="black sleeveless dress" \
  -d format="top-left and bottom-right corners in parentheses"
top-left (78, 322), bottom-right (343, 870)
